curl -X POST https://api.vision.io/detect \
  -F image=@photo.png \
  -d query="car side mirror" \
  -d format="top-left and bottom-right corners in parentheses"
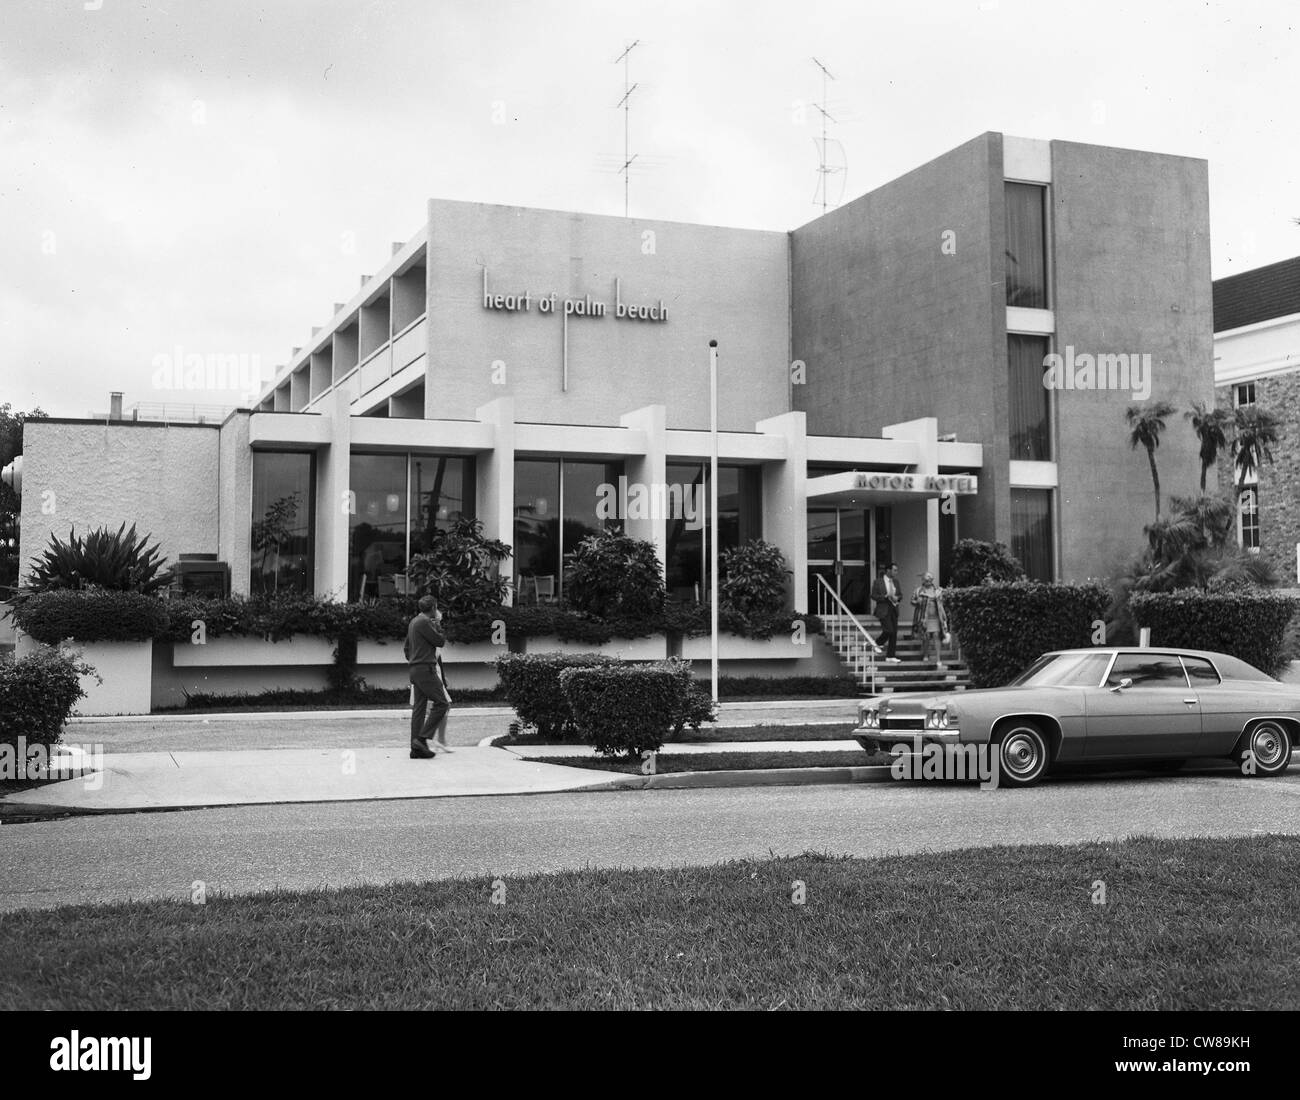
top-left (1109, 677), bottom-right (1133, 693)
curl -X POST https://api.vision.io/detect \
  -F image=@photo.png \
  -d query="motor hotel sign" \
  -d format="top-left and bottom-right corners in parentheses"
top-left (855, 473), bottom-right (977, 494)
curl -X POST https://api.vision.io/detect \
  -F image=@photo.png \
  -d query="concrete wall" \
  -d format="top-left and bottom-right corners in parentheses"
top-left (19, 421), bottom-right (220, 584)
top-left (790, 133), bottom-right (1008, 547)
top-left (1051, 140), bottom-right (1214, 581)
top-left (424, 200), bottom-right (792, 431)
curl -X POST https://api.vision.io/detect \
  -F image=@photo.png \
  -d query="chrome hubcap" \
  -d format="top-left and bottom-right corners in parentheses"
top-left (1251, 724), bottom-right (1287, 768)
top-left (1002, 730), bottom-right (1042, 777)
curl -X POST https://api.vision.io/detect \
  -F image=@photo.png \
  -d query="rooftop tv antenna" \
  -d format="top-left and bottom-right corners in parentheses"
top-left (614, 40), bottom-right (640, 217)
top-left (811, 56), bottom-right (847, 212)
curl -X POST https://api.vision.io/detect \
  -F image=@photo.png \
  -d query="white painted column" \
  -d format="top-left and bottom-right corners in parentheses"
top-left (315, 388), bottom-right (352, 600)
top-left (475, 396), bottom-right (516, 604)
top-left (757, 411), bottom-right (808, 613)
top-left (618, 404), bottom-right (667, 570)
top-left (884, 417), bottom-right (941, 580)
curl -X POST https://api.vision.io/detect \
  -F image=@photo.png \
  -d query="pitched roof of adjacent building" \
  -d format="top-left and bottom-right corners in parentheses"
top-left (1213, 255), bottom-right (1300, 332)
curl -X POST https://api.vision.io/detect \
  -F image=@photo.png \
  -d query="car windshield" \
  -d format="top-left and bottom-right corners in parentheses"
top-left (1006, 651), bottom-right (1112, 688)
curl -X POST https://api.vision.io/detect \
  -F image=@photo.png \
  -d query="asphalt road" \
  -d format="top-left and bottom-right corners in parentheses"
top-left (1, 766), bottom-right (1296, 911)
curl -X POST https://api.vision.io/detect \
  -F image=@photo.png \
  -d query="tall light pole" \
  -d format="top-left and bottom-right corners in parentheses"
top-left (709, 339), bottom-right (719, 704)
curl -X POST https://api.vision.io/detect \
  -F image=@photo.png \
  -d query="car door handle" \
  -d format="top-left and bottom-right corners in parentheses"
top-left (1183, 698), bottom-right (1197, 705)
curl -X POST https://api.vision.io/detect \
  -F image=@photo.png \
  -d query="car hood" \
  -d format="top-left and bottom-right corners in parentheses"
top-left (859, 686), bottom-right (1053, 711)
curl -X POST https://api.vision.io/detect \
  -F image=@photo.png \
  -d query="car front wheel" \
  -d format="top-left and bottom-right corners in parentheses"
top-left (1235, 721), bottom-right (1293, 778)
top-left (994, 720), bottom-right (1050, 788)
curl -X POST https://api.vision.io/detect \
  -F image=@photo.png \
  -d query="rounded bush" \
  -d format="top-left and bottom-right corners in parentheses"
top-left (944, 580), bottom-right (1110, 688)
top-left (0, 648), bottom-right (89, 751)
top-left (496, 652), bottom-right (622, 740)
top-left (1131, 589), bottom-right (1298, 677)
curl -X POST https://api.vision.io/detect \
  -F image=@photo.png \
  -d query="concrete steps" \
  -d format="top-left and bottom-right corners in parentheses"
top-left (818, 614), bottom-right (970, 695)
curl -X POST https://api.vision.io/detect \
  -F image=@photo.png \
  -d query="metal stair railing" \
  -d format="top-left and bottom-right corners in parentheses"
top-left (814, 573), bottom-right (882, 695)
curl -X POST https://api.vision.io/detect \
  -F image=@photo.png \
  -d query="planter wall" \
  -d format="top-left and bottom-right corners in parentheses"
top-left (67, 639), bottom-right (154, 716)
top-left (522, 634), bottom-right (668, 660)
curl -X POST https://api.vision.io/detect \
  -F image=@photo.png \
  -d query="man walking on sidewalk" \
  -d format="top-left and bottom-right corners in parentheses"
top-left (405, 595), bottom-right (451, 760)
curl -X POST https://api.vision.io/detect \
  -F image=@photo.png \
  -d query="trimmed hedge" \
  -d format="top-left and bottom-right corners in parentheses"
top-left (12, 589), bottom-right (169, 643)
top-left (559, 660), bottom-right (716, 758)
top-left (1130, 589), bottom-right (1299, 677)
top-left (0, 648), bottom-right (90, 751)
top-left (944, 580), bottom-right (1110, 688)
top-left (13, 589), bottom-right (819, 648)
top-left (495, 652), bottom-right (622, 740)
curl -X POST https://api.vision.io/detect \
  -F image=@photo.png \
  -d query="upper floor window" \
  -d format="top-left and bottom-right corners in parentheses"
top-left (1005, 182), bottom-right (1048, 309)
top-left (1235, 382), bottom-right (1256, 407)
top-left (1009, 334), bottom-right (1052, 461)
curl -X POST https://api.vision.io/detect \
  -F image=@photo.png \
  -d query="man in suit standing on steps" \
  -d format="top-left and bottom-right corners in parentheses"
top-left (870, 562), bottom-right (902, 663)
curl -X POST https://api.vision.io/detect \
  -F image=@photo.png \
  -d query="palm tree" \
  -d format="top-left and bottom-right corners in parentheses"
top-left (1185, 401), bottom-right (1232, 493)
top-left (1126, 401), bottom-right (1176, 522)
top-left (1231, 404), bottom-right (1282, 499)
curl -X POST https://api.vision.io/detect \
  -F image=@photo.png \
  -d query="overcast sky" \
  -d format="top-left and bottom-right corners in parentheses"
top-left (2, 0), bottom-right (1297, 417)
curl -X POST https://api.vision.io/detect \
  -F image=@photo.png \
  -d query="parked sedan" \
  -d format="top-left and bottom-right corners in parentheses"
top-left (854, 647), bottom-right (1297, 787)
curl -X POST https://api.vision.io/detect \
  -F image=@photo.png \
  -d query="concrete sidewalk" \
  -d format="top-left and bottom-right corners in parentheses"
top-left (0, 732), bottom-right (872, 816)
top-left (63, 698), bottom-right (859, 755)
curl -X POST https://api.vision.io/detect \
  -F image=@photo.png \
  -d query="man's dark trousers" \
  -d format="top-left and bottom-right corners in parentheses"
top-left (875, 604), bottom-right (898, 659)
top-left (410, 662), bottom-right (449, 742)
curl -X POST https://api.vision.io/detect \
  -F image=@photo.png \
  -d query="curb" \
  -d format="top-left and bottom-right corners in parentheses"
top-left (581, 764), bottom-right (896, 791)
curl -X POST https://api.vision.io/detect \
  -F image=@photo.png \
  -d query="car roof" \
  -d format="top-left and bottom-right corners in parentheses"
top-left (1045, 648), bottom-right (1228, 661)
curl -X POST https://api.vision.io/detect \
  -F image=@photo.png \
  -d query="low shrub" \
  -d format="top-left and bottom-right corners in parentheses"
top-left (716, 674), bottom-right (857, 698)
top-left (944, 580), bottom-right (1110, 688)
top-left (1130, 589), bottom-right (1299, 677)
top-left (560, 659), bottom-right (713, 758)
top-left (0, 647), bottom-right (92, 753)
top-left (11, 588), bottom-right (168, 643)
top-left (495, 652), bottom-right (622, 740)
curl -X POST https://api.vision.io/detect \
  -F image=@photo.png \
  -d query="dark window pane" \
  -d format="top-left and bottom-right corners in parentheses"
top-left (1009, 335), bottom-right (1051, 460)
top-left (560, 460), bottom-right (624, 600)
top-left (1005, 182), bottom-right (1047, 308)
top-left (409, 455), bottom-right (475, 560)
top-left (514, 460), bottom-right (560, 593)
top-left (1010, 488), bottom-right (1053, 581)
top-left (250, 452), bottom-right (314, 595)
top-left (1181, 657), bottom-right (1220, 684)
top-left (349, 454), bottom-right (407, 601)
top-left (1106, 654), bottom-right (1188, 688)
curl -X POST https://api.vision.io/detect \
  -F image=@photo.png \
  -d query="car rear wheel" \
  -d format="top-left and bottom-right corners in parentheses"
top-left (1234, 721), bottom-right (1293, 778)
top-left (994, 720), bottom-right (1050, 788)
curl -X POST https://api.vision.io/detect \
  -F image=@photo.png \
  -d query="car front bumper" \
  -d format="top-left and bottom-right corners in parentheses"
top-left (854, 727), bottom-right (962, 752)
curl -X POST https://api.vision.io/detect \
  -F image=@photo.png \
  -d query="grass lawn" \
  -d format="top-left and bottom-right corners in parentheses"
top-left (521, 749), bottom-right (881, 773)
top-left (1, 837), bottom-right (1294, 1010)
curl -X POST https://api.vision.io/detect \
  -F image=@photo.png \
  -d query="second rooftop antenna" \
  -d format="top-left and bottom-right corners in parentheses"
top-left (615, 39), bottom-right (640, 217)
top-left (811, 56), bottom-right (846, 212)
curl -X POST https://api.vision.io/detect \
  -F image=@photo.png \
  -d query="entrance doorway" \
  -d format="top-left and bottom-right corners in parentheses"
top-left (808, 507), bottom-right (871, 613)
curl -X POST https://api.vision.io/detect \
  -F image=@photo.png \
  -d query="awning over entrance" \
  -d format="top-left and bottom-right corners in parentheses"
top-left (805, 470), bottom-right (979, 507)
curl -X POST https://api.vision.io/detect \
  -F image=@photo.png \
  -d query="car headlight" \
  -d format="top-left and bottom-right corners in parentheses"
top-left (926, 707), bottom-right (949, 729)
top-left (860, 707), bottom-right (880, 729)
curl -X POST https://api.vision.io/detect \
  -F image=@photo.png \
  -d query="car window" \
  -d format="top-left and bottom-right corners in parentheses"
top-left (1180, 657), bottom-right (1221, 685)
top-left (1007, 652), bottom-right (1112, 687)
top-left (1105, 654), bottom-right (1189, 688)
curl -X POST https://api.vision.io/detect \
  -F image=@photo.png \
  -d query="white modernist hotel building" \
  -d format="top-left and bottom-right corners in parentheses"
top-left (20, 133), bottom-right (1214, 665)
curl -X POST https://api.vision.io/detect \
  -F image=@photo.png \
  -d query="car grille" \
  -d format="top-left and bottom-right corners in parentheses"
top-left (879, 717), bottom-right (925, 732)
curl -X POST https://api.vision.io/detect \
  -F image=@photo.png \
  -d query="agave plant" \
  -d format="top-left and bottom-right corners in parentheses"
top-left (26, 522), bottom-right (171, 593)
